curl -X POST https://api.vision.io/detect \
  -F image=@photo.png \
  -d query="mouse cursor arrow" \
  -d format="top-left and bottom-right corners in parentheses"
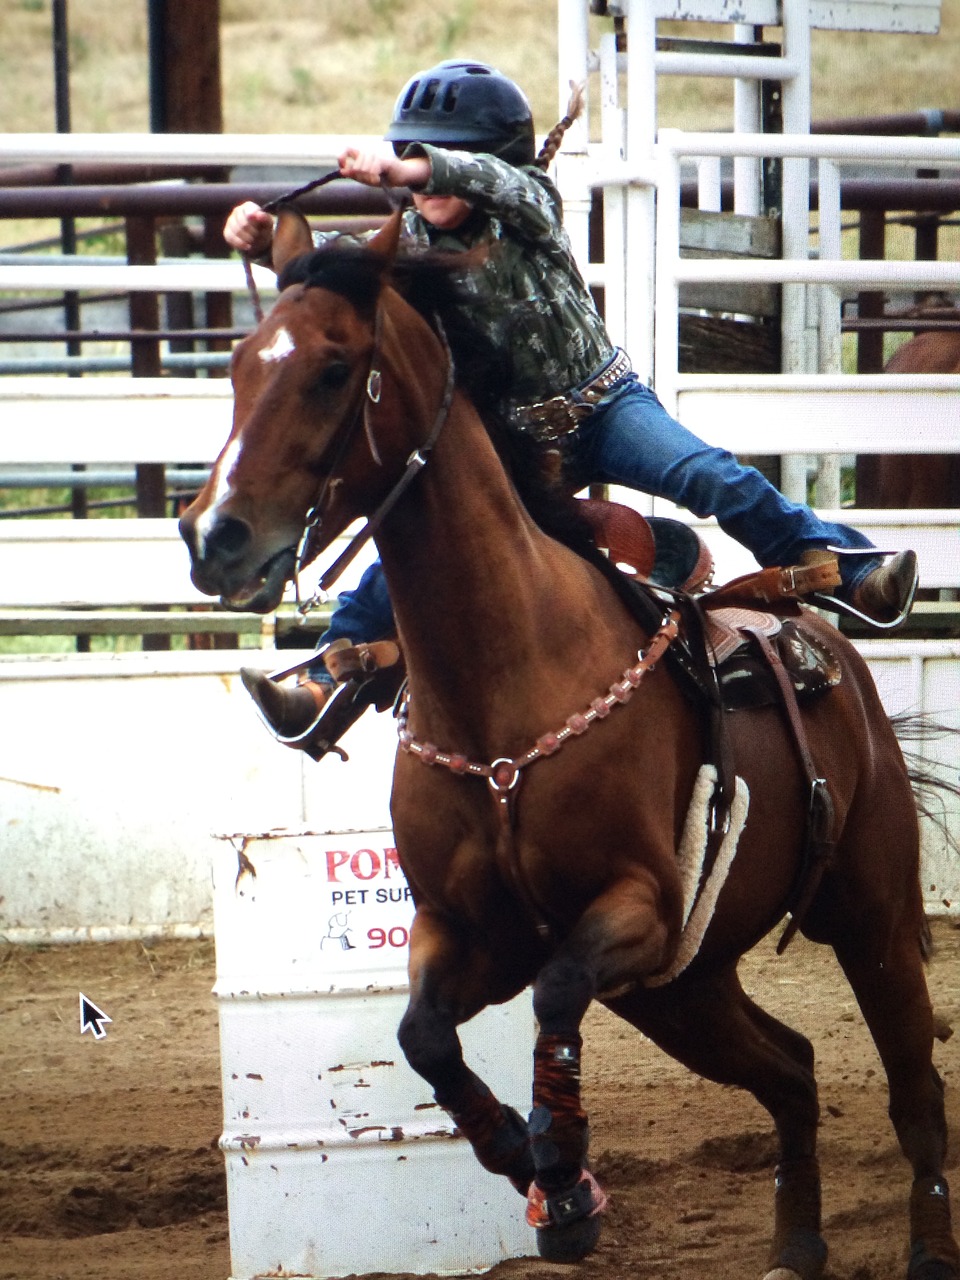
top-left (79, 993), bottom-right (112, 1040)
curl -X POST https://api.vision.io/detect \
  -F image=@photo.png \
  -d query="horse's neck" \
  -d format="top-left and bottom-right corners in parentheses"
top-left (378, 393), bottom-right (541, 626)
top-left (376, 393), bottom-right (632, 745)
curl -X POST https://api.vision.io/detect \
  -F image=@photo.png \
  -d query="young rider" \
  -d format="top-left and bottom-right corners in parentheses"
top-left (224, 60), bottom-right (918, 748)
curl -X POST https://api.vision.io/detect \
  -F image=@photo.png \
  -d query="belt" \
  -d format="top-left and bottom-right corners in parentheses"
top-left (512, 348), bottom-right (633, 443)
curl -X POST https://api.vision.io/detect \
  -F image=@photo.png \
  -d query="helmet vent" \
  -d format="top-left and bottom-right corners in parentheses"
top-left (420, 78), bottom-right (441, 111)
top-left (441, 83), bottom-right (460, 113)
top-left (401, 80), bottom-right (419, 111)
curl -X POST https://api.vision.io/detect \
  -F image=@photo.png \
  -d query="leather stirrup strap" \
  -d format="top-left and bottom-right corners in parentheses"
top-left (741, 625), bottom-right (837, 955)
top-left (704, 559), bottom-right (841, 612)
top-left (323, 639), bottom-right (401, 684)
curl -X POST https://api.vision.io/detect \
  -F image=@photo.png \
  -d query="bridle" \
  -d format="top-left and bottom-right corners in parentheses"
top-left (291, 307), bottom-right (457, 615)
top-left (238, 169), bottom-right (455, 611)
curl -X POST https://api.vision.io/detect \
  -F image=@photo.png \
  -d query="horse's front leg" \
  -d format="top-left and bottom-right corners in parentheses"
top-left (526, 872), bottom-right (674, 1262)
top-left (397, 904), bottom-right (536, 1195)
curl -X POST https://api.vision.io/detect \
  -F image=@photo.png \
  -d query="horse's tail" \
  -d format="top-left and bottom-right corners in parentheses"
top-left (892, 711), bottom-right (960, 832)
top-left (891, 711), bottom-right (960, 960)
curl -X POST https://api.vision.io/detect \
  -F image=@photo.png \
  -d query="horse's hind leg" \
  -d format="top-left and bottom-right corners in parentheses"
top-left (609, 966), bottom-right (828, 1280)
top-left (831, 921), bottom-right (960, 1279)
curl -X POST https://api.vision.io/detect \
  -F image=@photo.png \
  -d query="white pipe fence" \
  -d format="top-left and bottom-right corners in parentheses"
top-left (0, 133), bottom-right (367, 166)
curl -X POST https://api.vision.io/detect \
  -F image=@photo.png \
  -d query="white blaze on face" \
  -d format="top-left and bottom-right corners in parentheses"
top-left (258, 325), bottom-right (296, 363)
top-left (194, 436), bottom-right (242, 556)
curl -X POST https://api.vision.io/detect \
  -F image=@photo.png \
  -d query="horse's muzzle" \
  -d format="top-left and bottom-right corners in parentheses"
top-left (179, 511), bottom-right (296, 612)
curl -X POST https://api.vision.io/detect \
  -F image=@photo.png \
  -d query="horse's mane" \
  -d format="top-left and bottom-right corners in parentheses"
top-left (277, 241), bottom-right (599, 559)
top-left (276, 240), bottom-right (506, 414)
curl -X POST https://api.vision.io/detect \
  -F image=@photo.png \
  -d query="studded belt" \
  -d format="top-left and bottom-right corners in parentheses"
top-left (512, 348), bottom-right (633, 443)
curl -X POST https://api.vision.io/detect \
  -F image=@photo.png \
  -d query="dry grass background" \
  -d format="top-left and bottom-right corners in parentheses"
top-left (0, 0), bottom-right (958, 139)
top-left (0, 2), bottom-right (956, 257)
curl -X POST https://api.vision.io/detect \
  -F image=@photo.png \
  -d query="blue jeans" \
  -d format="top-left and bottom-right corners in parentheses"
top-left (309, 375), bottom-right (878, 679)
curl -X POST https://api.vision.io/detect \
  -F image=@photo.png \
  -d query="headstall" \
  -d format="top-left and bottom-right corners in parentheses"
top-left (292, 312), bottom-right (457, 615)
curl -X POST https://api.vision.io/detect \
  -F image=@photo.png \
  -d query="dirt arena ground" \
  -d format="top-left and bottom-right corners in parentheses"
top-left (2, 921), bottom-right (960, 1280)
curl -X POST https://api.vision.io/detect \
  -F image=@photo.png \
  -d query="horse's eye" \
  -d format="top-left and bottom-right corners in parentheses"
top-left (311, 361), bottom-right (351, 394)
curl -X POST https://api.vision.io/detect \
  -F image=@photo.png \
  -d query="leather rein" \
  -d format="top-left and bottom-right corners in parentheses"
top-left (289, 308), bottom-right (456, 615)
top-left (242, 168), bottom-right (343, 323)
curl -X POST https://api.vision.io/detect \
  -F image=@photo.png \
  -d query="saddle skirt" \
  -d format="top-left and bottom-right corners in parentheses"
top-left (578, 497), bottom-right (843, 706)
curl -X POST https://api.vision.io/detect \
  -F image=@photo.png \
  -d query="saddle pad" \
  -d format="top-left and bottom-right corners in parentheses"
top-left (644, 763), bottom-right (751, 988)
top-left (704, 605), bottom-right (781, 667)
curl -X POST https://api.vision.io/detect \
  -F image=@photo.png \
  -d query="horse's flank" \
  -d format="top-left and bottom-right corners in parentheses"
top-left (872, 324), bottom-right (960, 508)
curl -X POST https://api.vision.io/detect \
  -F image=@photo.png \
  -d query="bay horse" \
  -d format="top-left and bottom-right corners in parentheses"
top-left (872, 327), bottom-right (960, 508)
top-left (179, 209), bottom-right (959, 1280)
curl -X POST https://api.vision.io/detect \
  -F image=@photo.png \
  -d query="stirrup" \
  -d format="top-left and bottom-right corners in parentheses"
top-left (240, 666), bottom-right (339, 755)
top-left (810, 546), bottom-right (919, 631)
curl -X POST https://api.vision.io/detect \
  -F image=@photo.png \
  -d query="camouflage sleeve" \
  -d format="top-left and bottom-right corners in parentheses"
top-left (310, 208), bottom-right (423, 250)
top-left (410, 144), bottom-right (563, 243)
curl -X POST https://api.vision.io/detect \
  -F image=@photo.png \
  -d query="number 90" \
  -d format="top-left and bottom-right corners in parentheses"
top-left (368, 926), bottom-right (410, 949)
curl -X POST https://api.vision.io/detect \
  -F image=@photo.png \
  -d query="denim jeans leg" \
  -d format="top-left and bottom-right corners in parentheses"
top-left (563, 378), bottom-right (880, 591)
top-left (308, 559), bottom-right (396, 682)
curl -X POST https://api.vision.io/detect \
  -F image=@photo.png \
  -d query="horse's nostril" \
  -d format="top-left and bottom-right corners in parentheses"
top-left (207, 515), bottom-right (252, 561)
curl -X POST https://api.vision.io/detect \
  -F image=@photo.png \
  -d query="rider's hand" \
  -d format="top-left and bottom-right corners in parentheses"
top-left (224, 201), bottom-right (275, 256)
top-left (338, 148), bottom-right (431, 191)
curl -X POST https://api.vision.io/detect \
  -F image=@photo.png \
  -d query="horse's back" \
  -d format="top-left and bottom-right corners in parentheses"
top-left (885, 329), bottom-right (960, 375)
top-left (876, 330), bottom-right (960, 506)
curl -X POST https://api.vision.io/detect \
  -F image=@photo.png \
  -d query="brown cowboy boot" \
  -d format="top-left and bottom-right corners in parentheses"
top-left (240, 668), bottom-right (331, 739)
top-left (800, 547), bottom-right (918, 627)
top-left (850, 549), bottom-right (919, 625)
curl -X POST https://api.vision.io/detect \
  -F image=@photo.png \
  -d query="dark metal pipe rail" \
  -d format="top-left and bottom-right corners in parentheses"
top-left (0, 182), bottom-right (392, 218)
top-left (0, 327), bottom-right (248, 343)
top-left (0, 178), bottom-right (957, 219)
top-left (0, 162), bottom-right (227, 187)
top-left (678, 177), bottom-right (960, 213)
top-left (812, 110), bottom-right (960, 136)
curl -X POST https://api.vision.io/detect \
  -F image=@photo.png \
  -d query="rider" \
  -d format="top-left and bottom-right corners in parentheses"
top-left (224, 59), bottom-right (918, 748)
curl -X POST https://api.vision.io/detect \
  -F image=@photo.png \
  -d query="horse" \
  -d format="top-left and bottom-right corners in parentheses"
top-left (179, 209), bottom-right (959, 1280)
top-left (868, 326), bottom-right (960, 509)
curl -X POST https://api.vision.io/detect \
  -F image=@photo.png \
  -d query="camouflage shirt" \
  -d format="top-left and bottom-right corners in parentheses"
top-left (317, 148), bottom-right (614, 413)
top-left (410, 145), bottom-right (614, 411)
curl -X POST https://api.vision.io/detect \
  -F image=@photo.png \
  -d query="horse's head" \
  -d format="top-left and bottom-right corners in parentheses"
top-left (179, 207), bottom-right (437, 612)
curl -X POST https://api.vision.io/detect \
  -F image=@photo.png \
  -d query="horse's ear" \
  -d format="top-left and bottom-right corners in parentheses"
top-left (367, 208), bottom-right (403, 265)
top-left (271, 207), bottom-right (314, 276)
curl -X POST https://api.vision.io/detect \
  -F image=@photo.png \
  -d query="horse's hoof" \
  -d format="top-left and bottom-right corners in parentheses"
top-left (764, 1228), bottom-right (827, 1280)
top-left (535, 1209), bottom-right (603, 1263)
top-left (526, 1170), bottom-right (607, 1263)
top-left (909, 1237), bottom-right (960, 1279)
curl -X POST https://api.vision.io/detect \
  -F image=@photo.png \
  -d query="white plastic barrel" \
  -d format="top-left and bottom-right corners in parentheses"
top-left (213, 827), bottom-right (536, 1279)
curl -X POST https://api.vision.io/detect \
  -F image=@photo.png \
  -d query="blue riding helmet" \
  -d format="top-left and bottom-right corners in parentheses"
top-left (386, 60), bottom-right (536, 166)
